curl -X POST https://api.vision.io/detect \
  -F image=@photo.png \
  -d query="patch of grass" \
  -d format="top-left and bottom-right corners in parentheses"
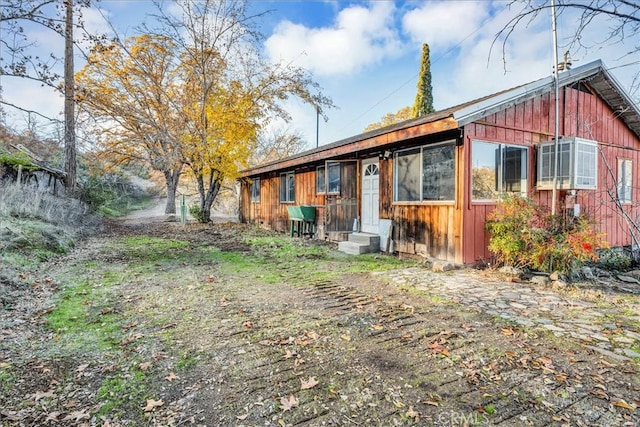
top-left (483, 404), bottom-right (496, 415)
top-left (46, 279), bottom-right (122, 352)
top-left (96, 370), bottom-right (148, 417)
top-left (175, 350), bottom-right (200, 371)
top-left (0, 365), bottom-right (16, 394)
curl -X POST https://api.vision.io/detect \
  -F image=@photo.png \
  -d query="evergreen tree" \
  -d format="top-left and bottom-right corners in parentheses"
top-left (412, 43), bottom-right (435, 118)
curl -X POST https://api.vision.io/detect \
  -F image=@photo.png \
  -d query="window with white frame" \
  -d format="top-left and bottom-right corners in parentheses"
top-left (250, 178), bottom-right (260, 202)
top-left (618, 159), bottom-right (632, 203)
top-left (280, 171), bottom-right (295, 203)
top-left (472, 140), bottom-right (528, 201)
top-left (394, 141), bottom-right (455, 202)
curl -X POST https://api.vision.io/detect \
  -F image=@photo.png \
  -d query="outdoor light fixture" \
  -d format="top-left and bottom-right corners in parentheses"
top-left (382, 150), bottom-right (391, 160)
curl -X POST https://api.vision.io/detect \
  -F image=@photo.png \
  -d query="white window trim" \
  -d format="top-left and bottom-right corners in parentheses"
top-left (618, 158), bottom-right (633, 204)
top-left (471, 140), bottom-right (529, 202)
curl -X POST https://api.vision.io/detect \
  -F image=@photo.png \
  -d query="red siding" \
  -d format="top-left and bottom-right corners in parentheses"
top-left (462, 85), bottom-right (640, 264)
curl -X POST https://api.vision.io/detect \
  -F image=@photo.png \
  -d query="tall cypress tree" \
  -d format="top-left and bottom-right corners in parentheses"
top-left (412, 43), bottom-right (434, 118)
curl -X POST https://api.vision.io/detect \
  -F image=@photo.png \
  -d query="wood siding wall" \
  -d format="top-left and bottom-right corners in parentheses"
top-left (379, 146), bottom-right (464, 263)
top-left (462, 83), bottom-right (640, 264)
top-left (240, 163), bottom-right (358, 234)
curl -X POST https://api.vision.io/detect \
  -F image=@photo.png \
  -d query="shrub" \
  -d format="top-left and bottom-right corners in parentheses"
top-left (597, 248), bottom-right (631, 271)
top-left (486, 194), bottom-right (607, 274)
top-left (189, 204), bottom-right (207, 223)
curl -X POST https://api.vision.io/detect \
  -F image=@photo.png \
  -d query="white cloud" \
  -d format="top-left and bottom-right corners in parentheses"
top-left (402, 1), bottom-right (489, 49)
top-left (264, 2), bottom-right (403, 76)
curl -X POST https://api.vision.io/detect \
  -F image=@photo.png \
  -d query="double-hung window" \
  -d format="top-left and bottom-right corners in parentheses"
top-left (393, 141), bottom-right (455, 202)
top-left (618, 159), bottom-right (632, 204)
top-left (472, 140), bottom-right (528, 201)
top-left (250, 178), bottom-right (260, 202)
top-left (280, 171), bottom-right (295, 203)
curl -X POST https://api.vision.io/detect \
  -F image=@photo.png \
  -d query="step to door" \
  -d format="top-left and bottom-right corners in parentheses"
top-left (338, 241), bottom-right (373, 255)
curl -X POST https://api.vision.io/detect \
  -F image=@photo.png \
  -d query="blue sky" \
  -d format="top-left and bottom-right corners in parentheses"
top-left (2, 1), bottom-right (638, 151)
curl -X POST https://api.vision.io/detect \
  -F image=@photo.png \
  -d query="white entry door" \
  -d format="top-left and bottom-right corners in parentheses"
top-left (361, 158), bottom-right (380, 233)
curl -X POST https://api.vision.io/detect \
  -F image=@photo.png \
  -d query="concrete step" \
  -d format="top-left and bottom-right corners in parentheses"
top-left (348, 232), bottom-right (380, 247)
top-left (338, 241), bottom-right (373, 255)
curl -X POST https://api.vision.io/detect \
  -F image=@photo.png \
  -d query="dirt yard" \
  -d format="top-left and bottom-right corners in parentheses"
top-left (0, 217), bottom-right (638, 426)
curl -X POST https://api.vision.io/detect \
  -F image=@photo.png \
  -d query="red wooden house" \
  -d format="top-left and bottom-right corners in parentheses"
top-left (239, 60), bottom-right (640, 264)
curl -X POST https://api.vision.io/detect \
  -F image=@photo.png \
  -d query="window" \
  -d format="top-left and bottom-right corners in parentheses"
top-left (280, 171), bottom-right (295, 203)
top-left (472, 140), bottom-right (528, 201)
top-left (537, 137), bottom-right (597, 190)
top-left (394, 141), bottom-right (455, 202)
top-left (618, 159), bottom-right (632, 203)
top-left (316, 166), bottom-right (326, 194)
top-left (250, 178), bottom-right (260, 202)
top-left (327, 163), bottom-right (341, 194)
top-left (316, 163), bottom-right (341, 195)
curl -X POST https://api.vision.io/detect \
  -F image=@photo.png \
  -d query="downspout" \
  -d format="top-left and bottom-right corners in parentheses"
top-left (551, 0), bottom-right (560, 215)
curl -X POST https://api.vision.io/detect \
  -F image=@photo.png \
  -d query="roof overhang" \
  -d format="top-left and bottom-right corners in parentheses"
top-left (240, 115), bottom-right (458, 177)
top-left (454, 59), bottom-right (640, 138)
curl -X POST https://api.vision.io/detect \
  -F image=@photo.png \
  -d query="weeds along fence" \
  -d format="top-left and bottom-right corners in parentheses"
top-left (0, 182), bottom-right (100, 232)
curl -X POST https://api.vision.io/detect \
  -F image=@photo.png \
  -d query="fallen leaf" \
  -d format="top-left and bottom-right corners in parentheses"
top-left (143, 399), bottom-right (164, 412)
top-left (76, 363), bottom-right (90, 372)
top-left (0, 362), bottom-right (10, 369)
top-left (100, 307), bottom-right (115, 315)
top-left (305, 330), bottom-right (319, 340)
top-left (122, 321), bottom-right (138, 330)
top-left (424, 400), bottom-right (439, 407)
top-left (46, 411), bottom-right (61, 422)
top-left (400, 303), bottom-right (414, 313)
top-left (139, 362), bottom-right (152, 371)
top-left (301, 376), bottom-right (319, 390)
top-left (428, 341), bottom-right (449, 357)
top-left (613, 400), bottom-right (635, 410)
top-left (283, 349), bottom-right (296, 359)
top-left (62, 409), bottom-right (90, 422)
top-left (236, 413), bottom-right (249, 420)
top-left (393, 400), bottom-right (405, 408)
top-left (33, 390), bottom-right (56, 401)
top-left (405, 406), bottom-right (420, 420)
top-left (165, 372), bottom-right (179, 382)
top-left (340, 333), bottom-right (351, 342)
top-left (371, 324), bottom-right (384, 331)
top-left (501, 328), bottom-right (514, 336)
top-left (294, 358), bottom-right (305, 367)
top-left (243, 320), bottom-right (253, 329)
top-left (280, 394), bottom-right (299, 412)
top-left (0, 410), bottom-right (26, 421)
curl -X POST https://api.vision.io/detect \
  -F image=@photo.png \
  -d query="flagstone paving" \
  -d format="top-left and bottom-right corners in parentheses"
top-left (380, 268), bottom-right (640, 362)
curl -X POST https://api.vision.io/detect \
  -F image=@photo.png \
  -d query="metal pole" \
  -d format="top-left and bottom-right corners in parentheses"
top-left (551, 0), bottom-right (560, 216)
top-left (316, 106), bottom-right (319, 148)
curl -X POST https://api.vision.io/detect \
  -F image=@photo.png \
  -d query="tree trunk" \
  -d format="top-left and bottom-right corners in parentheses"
top-left (63, 0), bottom-right (76, 190)
top-left (201, 180), bottom-right (221, 223)
top-left (164, 169), bottom-right (180, 214)
top-left (194, 170), bottom-right (221, 223)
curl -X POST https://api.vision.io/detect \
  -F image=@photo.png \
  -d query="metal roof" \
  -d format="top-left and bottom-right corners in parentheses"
top-left (241, 59), bottom-right (639, 177)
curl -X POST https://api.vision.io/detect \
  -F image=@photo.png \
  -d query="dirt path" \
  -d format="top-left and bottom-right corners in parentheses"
top-left (0, 217), bottom-right (638, 426)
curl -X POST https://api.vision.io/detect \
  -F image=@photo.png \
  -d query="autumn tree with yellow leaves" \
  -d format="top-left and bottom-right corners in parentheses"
top-left (77, 0), bottom-right (332, 221)
top-left (76, 35), bottom-right (184, 214)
